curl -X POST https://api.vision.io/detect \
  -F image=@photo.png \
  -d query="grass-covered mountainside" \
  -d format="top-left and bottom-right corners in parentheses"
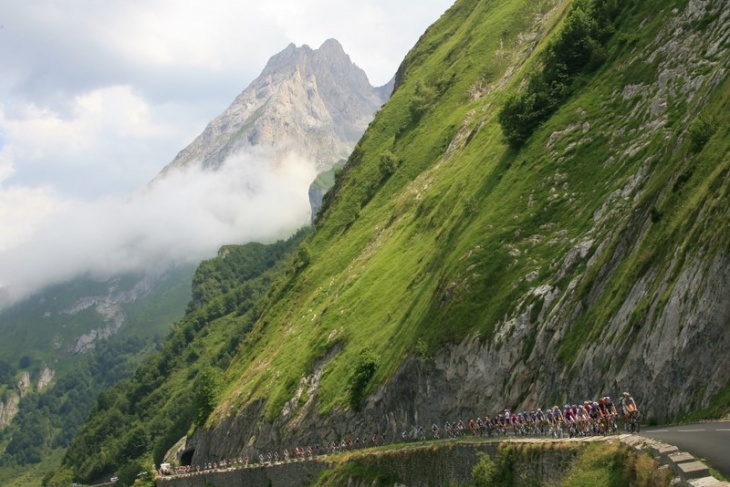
top-left (60, 0), bottom-right (728, 482)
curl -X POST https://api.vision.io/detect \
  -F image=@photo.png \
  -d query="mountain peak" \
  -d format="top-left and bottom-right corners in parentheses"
top-left (319, 38), bottom-right (344, 53)
top-left (159, 39), bottom-right (390, 176)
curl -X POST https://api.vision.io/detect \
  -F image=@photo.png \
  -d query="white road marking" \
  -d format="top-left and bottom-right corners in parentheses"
top-left (677, 429), bottom-right (705, 432)
top-left (648, 429), bottom-right (669, 432)
top-left (716, 429), bottom-right (730, 432)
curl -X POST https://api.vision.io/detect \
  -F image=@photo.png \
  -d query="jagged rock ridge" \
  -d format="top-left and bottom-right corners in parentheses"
top-left (160, 39), bottom-right (391, 175)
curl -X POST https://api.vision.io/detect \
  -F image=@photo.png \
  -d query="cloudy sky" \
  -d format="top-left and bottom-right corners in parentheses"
top-left (0, 0), bottom-right (454, 304)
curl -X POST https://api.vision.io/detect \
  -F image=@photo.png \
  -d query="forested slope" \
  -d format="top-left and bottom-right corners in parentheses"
top-left (55, 230), bottom-right (308, 484)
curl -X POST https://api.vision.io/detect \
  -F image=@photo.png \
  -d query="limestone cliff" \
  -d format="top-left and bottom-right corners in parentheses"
top-left (159, 39), bottom-right (390, 176)
top-left (0, 392), bottom-right (20, 429)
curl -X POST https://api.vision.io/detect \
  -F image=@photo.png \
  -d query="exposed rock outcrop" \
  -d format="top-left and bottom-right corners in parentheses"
top-left (159, 39), bottom-right (391, 176)
top-left (63, 272), bottom-right (170, 353)
top-left (0, 392), bottom-right (20, 429)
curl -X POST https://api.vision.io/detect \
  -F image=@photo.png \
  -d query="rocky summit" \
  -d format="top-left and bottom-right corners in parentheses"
top-left (160, 38), bottom-right (392, 175)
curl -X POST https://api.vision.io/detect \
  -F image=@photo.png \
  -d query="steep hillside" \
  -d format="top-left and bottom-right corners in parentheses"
top-left (0, 268), bottom-right (193, 368)
top-left (191, 0), bottom-right (729, 455)
top-left (61, 0), bottom-right (729, 482)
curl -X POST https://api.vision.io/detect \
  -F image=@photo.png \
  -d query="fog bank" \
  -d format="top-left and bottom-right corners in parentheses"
top-left (0, 149), bottom-right (316, 306)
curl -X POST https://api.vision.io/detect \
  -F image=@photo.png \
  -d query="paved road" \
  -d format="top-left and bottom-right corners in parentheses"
top-left (639, 422), bottom-right (730, 479)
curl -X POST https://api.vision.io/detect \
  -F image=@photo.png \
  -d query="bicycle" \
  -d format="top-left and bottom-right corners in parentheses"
top-left (627, 411), bottom-right (641, 433)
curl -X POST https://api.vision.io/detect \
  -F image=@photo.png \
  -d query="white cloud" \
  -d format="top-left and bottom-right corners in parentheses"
top-left (0, 0), bottom-right (454, 305)
top-left (0, 182), bottom-right (66, 253)
top-left (0, 86), bottom-right (190, 197)
top-left (0, 148), bottom-right (317, 304)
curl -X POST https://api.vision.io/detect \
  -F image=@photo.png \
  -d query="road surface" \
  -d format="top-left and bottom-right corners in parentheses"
top-left (639, 422), bottom-right (730, 479)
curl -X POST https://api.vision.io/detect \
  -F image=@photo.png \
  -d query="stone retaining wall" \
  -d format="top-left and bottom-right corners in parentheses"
top-left (158, 459), bottom-right (326, 487)
top-left (158, 438), bottom-right (583, 487)
top-left (158, 436), bottom-right (729, 487)
top-left (620, 436), bottom-right (729, 487)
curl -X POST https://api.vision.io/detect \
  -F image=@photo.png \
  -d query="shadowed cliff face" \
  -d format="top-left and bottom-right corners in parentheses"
top-left (159, 39), bottom-right (391, 176)
top-left (183, 0), bottom-right (729, 463)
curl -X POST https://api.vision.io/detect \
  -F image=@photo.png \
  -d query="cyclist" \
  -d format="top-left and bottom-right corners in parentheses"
top-left (605, 396), bottom-right (618, 416)
top-left (495, 413), bottom-right (506, 436)
top-left (456, 419), bottom-right (466, 436)
top-left (563, 404), bottom-right (576, 436)
top-left (621, 392), bottom-right (638, 417)
top-left (535, 408), bottom-right (546, 435)
top-left (483, 416), bottom-right (493, 437)
top-left (574, 403), bottom-right (589, 435)
top-left (621, 392), bottom-right (639, 430)
top-left (588, 401), bottom-right (603, 434)
top-left (551, 405), bottom-right (563, 423)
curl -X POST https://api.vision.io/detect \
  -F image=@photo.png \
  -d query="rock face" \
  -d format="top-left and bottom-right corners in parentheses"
top-left (63, 273), bottom-right (168, 354)
top-left (159, 39), bottom-right (391, 176)
top-left (0, 367), bottom-right (55, 429)
top-left (0, 392), bottom-right (20, 429)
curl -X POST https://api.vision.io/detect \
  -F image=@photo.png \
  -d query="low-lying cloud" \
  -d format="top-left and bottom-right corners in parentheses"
top-left (0, 149), bottom-right (316, 306)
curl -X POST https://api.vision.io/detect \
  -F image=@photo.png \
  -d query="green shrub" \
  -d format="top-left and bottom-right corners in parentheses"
top-left (349, 349), bottom-right (379, 412)
top-left (498, 0), bottom-right (621, 148)
top-left (194, 366), bottom-right (221, 426)
top-left (379, 150), bottom-right (400, 179)
top-left (410, 80), bottom-right (438, 120)
top-left (471, 452), bottom-right (497, 487)
top-left (688, 116), bottom-right (716, 153)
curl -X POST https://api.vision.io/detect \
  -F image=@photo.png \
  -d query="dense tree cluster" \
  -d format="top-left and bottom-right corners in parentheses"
top-left (0, 360), bottom-right (15, 388)
top-left (349, 349), bottom-right (379, 412)
top-left (498, 0), bottom-right (620, 148)
top-left (0, 337), bottom-right (145, 468)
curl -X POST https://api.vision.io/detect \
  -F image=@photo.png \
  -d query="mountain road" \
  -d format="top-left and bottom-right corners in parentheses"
top-left (638, 422), bottom-right (730, 478)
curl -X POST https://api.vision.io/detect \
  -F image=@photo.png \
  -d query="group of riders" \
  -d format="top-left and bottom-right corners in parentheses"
top-left (161, 392), bottom-right (640, 478)
top-left (429, 392), bottom-right (640, 441)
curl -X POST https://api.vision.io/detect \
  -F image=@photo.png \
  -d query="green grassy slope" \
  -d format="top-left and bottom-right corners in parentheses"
top-left (218, 0), bottom-right (728, 418)
top-left (222, 0), bottom-right (574, 419)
